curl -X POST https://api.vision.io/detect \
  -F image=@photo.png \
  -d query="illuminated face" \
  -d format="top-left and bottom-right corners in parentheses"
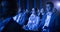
top-left (46, 4), bottom-right (53, 12)
top-left (32, 8), bottom-right (35, 11)
top-left (26, 9), bottom-right (29, 13)
top-left (32, 8), bottom-right (35, 14)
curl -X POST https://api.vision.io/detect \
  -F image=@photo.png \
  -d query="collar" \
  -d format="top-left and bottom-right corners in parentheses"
top-left (46, 12), bottom-right (52, 16)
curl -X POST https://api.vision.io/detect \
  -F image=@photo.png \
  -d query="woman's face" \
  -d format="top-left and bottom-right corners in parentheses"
top-left (32, 10), bottom-right (35, 14)
top-left (32, 8), bottom-right (35, 14)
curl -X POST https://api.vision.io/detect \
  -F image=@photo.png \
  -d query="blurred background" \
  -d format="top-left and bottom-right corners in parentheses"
top-left (18, 0), bottom-right (60, 12)
top-left (0, 0), bottom-right (60, 32)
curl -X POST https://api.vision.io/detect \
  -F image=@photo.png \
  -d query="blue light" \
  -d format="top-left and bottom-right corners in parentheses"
top-left (54, 1), bottom-right (60, 11)
top-left (56, 2), bottom-right (60, 7)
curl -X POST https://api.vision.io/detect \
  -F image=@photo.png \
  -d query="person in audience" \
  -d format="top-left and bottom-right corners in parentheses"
top-left (0, 0), bottom-right (23, 32)
top-left (37, 9), bottom-right (40, 17)
top-left (39, 2), bottom-right (60, 32)
top-left (13, 8), bottom-right (27, 26)
top-left (13, 7), bottom-right (21, 22)
top-left (40, 8), bottom-right (45, 19)
top-left (23, 8), bottom-right (40, 32)
top-left (24, 9), bottom-right (31, 25)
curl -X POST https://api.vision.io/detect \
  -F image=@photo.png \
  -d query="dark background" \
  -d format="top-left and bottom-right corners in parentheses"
top-left (18, 0), bottom-right (60, 12)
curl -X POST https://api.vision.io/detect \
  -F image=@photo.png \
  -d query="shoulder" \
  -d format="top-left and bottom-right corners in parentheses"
top-left (29, 14), bottom-right (33, 18)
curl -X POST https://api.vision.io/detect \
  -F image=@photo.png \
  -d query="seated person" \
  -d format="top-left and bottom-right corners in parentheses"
top-left (13, 8), bottom-right (31, 26)
top-left (40, 8), bottom-right (45, 19)
top-left (39, 2), bottom-right (60, 32)
top-left (0, 0), bottom-right (23, 32)
top-left (24, 9), bottom-right (31, 25)
top-left (37, 9), bottom-right (40, 16)
top-left (23, 8), bottom-right (40, 31)
top-left (13, 8), bottom-right (27, 26)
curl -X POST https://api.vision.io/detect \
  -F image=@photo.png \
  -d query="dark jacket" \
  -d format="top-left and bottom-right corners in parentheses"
top-left (39, 12), bottom-right (60, 32)
top-left (2, 18), bottom-right (24, 32)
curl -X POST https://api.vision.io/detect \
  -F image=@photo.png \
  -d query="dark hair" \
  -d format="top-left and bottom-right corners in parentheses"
top-left (46, 2), bottom-right (54, 8)
top-left (35, 8), bottom-right (37, 12)
top-left (34, 8), bottom-right (38, 14)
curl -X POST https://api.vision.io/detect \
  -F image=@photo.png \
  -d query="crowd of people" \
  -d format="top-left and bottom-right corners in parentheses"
top-left (0, 0), bottom-right (60, 32)
top-left (13, 2), bottom-right (60, 32)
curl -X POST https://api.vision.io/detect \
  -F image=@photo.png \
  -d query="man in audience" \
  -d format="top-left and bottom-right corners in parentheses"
top-left (39, 2), bottom-right (60, 32)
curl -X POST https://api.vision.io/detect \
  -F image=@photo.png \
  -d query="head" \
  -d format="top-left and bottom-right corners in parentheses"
top-left (0, 0), bottom-right (18, 18)
top-left (40, 8), bottom-right (44, 13)
top-left (25, 9), bottom-right (29, 13)
top-left (32, 8), bottom-right (37, 14)
top-left (46, 2), bottom-right (54, 12)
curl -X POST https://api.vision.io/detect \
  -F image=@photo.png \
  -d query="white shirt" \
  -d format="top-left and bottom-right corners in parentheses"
top-left (13, 12), bottom-right (26, 25)
top-left (13, 13), bottom-right (22, 23)
top-left (27, 14), bottom-right (40, 31)
top-left (43, 12), bottom-right (52, 28)
top-left (42, 12), bottom-right (52, 32)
